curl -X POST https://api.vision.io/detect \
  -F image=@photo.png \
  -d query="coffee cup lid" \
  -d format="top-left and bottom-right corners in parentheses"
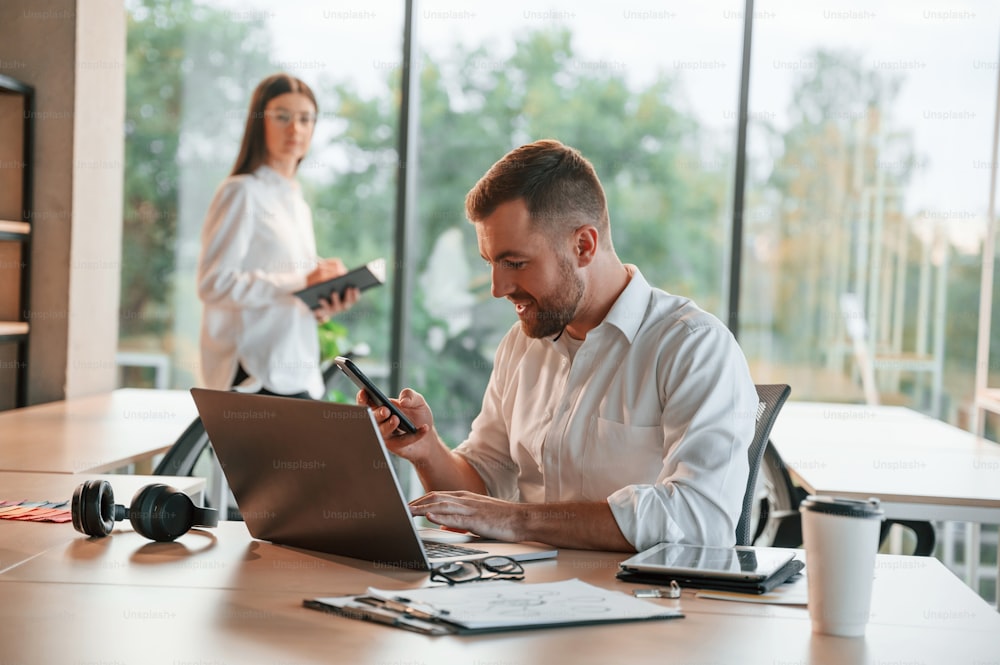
top-left (799, 495), bottom-right (884, 519)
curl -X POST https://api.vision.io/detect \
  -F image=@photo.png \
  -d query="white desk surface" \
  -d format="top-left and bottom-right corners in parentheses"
top-left (0, 520), bottom-right (997, 664)
top-left (769, 401), bottom-right (1000, 523)
top-left (0, 388), bottom-right (198, 473)
top-left (0, 473), bottom-right (206, 575)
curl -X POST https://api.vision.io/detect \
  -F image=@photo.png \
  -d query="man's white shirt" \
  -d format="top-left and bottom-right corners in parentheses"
top-left (455, 267), bottom-right (758, 551)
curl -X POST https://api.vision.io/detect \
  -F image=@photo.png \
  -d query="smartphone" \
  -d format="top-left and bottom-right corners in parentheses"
top-left (333, 356), bottom-right (418, 434)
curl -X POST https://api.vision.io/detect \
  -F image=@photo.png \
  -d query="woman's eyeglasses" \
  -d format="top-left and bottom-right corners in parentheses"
top-left (264, 110), bottom-right (317, 128)
top-left (430, 556), bottom-right (525, 585)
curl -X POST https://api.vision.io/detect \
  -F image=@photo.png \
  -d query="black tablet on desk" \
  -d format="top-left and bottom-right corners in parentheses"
top-left (294, 258), bottom-right (386, 309)
top-left (619, 543), bottom-right (795, 582)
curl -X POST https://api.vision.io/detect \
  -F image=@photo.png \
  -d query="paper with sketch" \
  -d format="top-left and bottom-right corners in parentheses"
top-left (364, 578), bottom-right (683, 631)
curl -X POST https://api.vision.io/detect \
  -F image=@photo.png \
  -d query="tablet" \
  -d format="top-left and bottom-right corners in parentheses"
top-left (294, 258), bottom-right (386, 310)
top-left (618, 543), bottom-right (796, 581)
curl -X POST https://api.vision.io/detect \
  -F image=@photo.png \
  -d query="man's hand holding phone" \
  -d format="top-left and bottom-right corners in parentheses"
top-left (333, 356), bottom-right (420, 435)
top-left (333, 357), bottom-right (451, 475)
top-left (358, 388), bottom-right (429, 438)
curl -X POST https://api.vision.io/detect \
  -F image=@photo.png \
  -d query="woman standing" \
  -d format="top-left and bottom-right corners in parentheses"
top-left (197, 73), bottom-right (357, 399)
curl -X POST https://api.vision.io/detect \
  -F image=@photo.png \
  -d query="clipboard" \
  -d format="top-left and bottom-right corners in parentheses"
top-left (304, 579), bottom-right (683, 635)
top-left (293, 258), bottom-right (386, 309)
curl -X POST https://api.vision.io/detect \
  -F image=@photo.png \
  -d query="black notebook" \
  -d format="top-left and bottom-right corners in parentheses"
top-left (293, 258), bottom-right (385, 309)
top-left (617, 543), bottom-right (803, 595)
top-left (617, 557), bottom-right (804, 595)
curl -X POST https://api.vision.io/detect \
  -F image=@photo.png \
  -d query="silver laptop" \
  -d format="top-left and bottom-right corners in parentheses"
top-left (190, 388), bottom-right (557, 569)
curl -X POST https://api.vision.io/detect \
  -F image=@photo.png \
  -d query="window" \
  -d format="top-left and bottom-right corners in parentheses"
top-left (740, 0), bottom-right (1000, 426)
top-left (409, 1), bottom-right (743, 443)
top-left (120, 0), bottom-right (403, 394)
top-left (120, 0), bottom-right (1000, 435)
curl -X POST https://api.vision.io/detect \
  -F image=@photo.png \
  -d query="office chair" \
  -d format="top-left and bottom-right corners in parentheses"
top-left (737, 384), bottom-right (792, 546)
top-left (751, 441), bottom-right (808, 547)
top-left (153, 416), bottom-right (211, 478)
top-left (754, 437), bottom-right (937, 556)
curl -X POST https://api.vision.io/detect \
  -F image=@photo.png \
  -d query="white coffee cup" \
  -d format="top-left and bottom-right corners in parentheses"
top-left (800, 495), bottom-right (884, 637)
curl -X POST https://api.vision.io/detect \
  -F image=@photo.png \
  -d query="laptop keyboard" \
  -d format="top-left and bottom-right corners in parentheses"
top-left (422, 540), bottom-right (490, 559)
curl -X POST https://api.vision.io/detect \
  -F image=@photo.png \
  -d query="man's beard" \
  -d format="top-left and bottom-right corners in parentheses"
top-left (517, 254), bottom-right (584, 339)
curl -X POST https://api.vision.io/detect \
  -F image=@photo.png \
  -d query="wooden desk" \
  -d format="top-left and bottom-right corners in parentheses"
top-left (0, 578), bottom-right (995, 665)
top-left (0, 388), bottom-right (197, 473)
top-left (0, 520), bottom-right (997, 664)
top-left (0, 473), bottom-right (206, 575)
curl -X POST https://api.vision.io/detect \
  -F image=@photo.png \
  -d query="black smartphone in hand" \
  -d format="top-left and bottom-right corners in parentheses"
top-left (333, 356), bottom-right (418, 434)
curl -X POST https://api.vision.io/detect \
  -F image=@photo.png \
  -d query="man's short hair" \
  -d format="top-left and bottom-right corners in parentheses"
top-left (465, 139), bottom-right (611, 247)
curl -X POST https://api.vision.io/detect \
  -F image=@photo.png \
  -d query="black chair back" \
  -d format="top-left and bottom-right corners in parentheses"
top-left (736, 384), bottom-right (791, 546)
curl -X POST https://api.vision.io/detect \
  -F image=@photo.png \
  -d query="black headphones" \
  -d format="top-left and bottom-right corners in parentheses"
top-left (71, 479), bottom-right (219, 542)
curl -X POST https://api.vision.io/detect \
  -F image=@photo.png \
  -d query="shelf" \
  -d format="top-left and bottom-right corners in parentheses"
top-left (0, 321), bottom-right (29, 340)
top-left (0, 74), bottom-right (33, 409)
top-left (0, 220), bottom-right (30, 241)
top-left (0, 74), bottom-right (32, 97)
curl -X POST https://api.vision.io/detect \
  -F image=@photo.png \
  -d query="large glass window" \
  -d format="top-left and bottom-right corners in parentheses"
top-left (118, 0), bottom-right (1000, 602)
top-left (119, 0), bottom-right (402, 395)
top-left (119, 0), bottom-right (1000, 436)
top-left (409, 1), bottom-right (744, 444)
top-left (740, 1), bottom-right (1000, 429)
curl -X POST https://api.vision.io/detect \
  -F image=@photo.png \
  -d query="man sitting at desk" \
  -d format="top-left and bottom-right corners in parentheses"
top-left (366, 139), bottom-right (757, 553)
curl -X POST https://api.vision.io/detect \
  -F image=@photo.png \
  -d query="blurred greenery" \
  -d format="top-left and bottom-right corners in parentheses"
top-left (752, 49), bottom-right (916, 363)
top-left (316, 28), bottom-right (731, 442)
top-left (121, 0), bottom-right (272, 341)
top-left (316, 319), bottom-right (349, 361)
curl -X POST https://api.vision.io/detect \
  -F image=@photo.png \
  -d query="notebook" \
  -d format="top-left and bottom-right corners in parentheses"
top-left (190, 388), bottom-right (557, 569)
top-left (292, 258), bottom-right (385, 310)
top-left (616, 543), bottom-right (803, 594)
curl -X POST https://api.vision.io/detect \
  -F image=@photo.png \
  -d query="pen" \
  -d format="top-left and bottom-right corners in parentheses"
top-left (357, 595), bottom-right (448, 621)
top-left (339, 602), bottom-right (401, 626)
top-left (304, 599), bottom-right (451, 636)
top-left (387, 596), bottom-right (450, 620)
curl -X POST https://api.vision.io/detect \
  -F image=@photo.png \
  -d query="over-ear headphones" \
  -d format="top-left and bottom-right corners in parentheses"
top-left (71, 479), bottom-right (219, 542)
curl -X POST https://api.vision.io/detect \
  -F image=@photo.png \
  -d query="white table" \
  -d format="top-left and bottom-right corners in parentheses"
top-left (770, 401), bottom-right (1000, 599)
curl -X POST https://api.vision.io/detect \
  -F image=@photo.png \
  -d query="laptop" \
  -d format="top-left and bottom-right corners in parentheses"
top-left (190, 388), bottom-right (557, 570)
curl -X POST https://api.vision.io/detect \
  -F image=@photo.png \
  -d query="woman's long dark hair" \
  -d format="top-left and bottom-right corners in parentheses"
top-left (230, 73), bottom-right (317, 176)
